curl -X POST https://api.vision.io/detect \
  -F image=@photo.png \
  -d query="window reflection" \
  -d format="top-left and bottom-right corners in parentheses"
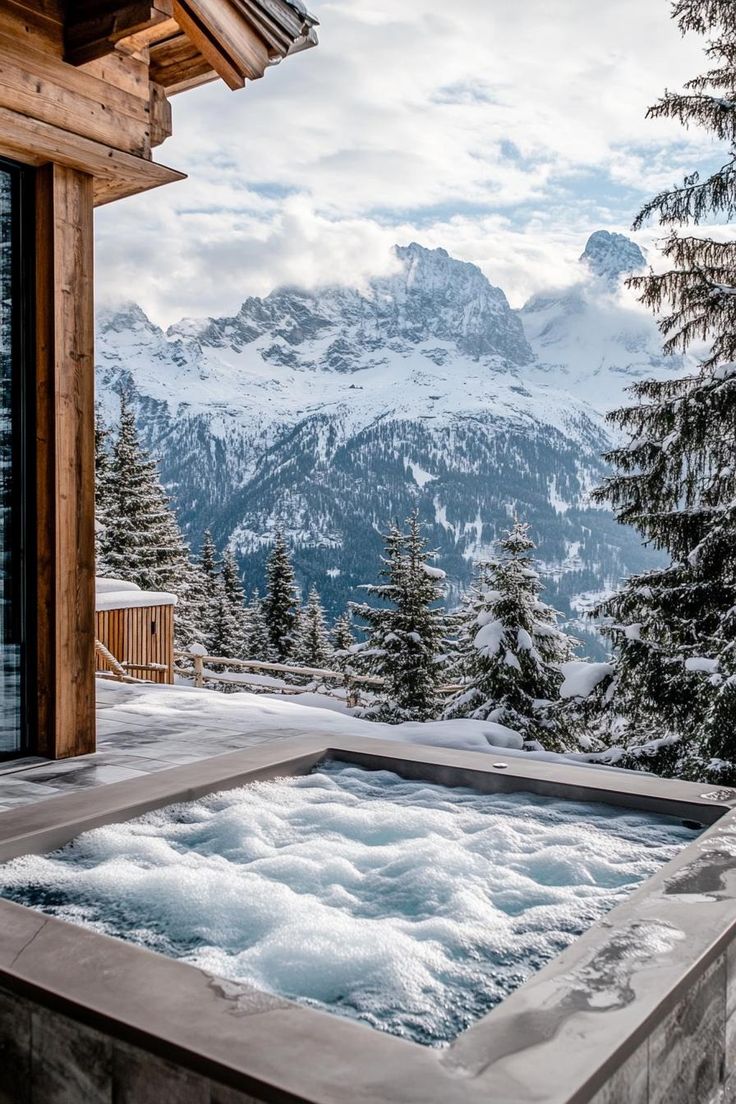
top-left (0, 167), bottom-right (22, 754)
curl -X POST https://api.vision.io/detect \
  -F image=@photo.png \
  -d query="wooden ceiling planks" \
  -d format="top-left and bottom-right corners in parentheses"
top-left (148, 32), bottom-right (217, 94)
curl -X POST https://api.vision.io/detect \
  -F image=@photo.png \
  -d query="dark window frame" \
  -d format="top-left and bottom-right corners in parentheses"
top-left (0, 156), bottom-right (36, 760)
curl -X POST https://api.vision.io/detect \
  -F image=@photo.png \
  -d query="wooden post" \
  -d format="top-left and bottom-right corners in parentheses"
top-left (344, 676), bottom-right (359, 710)
top-left (190, 646), bottom-right (205, 690)
top-left (35, 163), bottom-right (96, 759)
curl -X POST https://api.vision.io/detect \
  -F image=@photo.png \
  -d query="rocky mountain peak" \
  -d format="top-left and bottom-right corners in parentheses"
top-left (580, 230), bottom-right (646, 282)
top-left (168, 242), bottom-right (534, 368)
top-left (97, 300), bottom-right (161, 337)
top-left (364, 243), bottom-right (533, 364)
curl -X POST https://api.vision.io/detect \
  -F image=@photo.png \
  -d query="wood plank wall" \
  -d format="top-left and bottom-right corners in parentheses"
top-left (95, 605), bottom-right (175, 684)
top-left (0, 2), bottom-right (172, 159)
top-left (35, 163), bottom-right (96, 759)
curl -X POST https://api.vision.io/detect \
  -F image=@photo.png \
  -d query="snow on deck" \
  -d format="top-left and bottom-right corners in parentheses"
top-left (0, 680), bottom-right (616, 814)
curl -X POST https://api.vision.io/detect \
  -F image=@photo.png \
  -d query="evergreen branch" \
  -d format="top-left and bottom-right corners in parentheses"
top-left (646, 91), bottom-right (736, 143)
top-left (673, 0), bottom-right (735, 35)
top-left (629, 246), bottom-right (736, 365)
top-left (632, 160), bottom-right (736, 227)
top-left (684, 65), bottom-right (736, 92)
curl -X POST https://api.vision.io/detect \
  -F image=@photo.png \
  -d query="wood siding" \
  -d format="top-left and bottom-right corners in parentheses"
top-left (95, 604), bottom-right (175, 684)
top-left (0, 1), bottom-right (178, 207)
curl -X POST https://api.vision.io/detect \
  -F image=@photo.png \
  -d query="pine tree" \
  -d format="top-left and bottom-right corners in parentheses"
top-left (224, 549), bottom-right (249, 654)
top-left (244, 588), bottom-right (272, 661)
top-left (199, 529), bottom-right (219, 593)
top-left (264, 530), bottom-right (299, 663)
top-left (629, 1), bottom-right (736, 370)
top-left (352, 512), bottom-right (447, 722)
top-left (94, 407), bottom-right (115, 572)
top-left (99, 392), bottom-right (206, 648)
top-left (593, 374), bottom-right (736, 774)
top-left (209, 549), bottom-right (248, 660)
top-left (295, 586), bottom-right (333, 669)
top-left (331, 611), bottom-right (355, 665)
top-left (193, 529), bottom-right (221, 651)
top-left (444, 523), bottom-right (575, 747)
top-left (592, 1), bottom-right (736, 778)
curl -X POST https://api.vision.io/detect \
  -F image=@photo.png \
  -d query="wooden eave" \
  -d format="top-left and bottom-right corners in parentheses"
top-left (0, 0), bottom-right (316, 207)
top-left (0, 106), bottom-right (184, 205)
top-left (64, 0), bottom-right (319, 94)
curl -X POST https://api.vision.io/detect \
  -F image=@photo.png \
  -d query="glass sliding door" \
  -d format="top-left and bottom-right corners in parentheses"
top-left (0, 160), bottom-right (31, 757)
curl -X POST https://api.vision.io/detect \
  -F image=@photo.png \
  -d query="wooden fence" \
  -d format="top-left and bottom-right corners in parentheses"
top-left (97, 642), bottom-right (463, 705)
top-left (173, 649), bottom-right (462, 706)
top-left (173, 650), bottom-right (384, 706)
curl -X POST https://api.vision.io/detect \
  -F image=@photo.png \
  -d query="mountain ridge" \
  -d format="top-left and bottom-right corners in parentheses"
top-left (95, 233), bottom-right (678, 651)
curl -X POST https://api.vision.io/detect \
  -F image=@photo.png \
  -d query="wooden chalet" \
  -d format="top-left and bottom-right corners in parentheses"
top-left (0, 0), bottom-right (317, 761)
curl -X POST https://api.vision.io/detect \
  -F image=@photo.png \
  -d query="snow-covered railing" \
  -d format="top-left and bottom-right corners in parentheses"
top-left (174, 648), bottom-right (463, 705)
top-left (174, 648), bottom-right (383, 705)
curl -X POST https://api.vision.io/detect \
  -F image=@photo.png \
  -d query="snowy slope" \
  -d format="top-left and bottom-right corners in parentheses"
top-left (95, 238), bottom-right (667, 642)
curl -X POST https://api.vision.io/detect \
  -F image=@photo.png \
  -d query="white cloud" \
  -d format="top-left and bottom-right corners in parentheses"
top-left (96, 0), bottom-right (724, 324)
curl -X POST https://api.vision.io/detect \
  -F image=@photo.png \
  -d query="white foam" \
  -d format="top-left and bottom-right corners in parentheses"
top-left (0, 764), bottom-right (697, 1046)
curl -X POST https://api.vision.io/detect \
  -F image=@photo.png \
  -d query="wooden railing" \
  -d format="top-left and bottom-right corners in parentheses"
top-left (174, 649), bottom-right (463, 705)
top-left (174, 649), bottom-right (382, 705)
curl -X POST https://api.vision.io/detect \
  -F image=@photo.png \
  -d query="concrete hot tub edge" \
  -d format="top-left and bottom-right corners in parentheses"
top-left (0, 734), bottom-right (735, 1104)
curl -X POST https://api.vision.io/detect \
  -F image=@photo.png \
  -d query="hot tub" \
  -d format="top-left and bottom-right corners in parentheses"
top-left (0, 735), bottom-right (735, 1103)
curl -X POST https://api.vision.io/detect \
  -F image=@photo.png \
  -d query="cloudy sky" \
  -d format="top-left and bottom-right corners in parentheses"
top-left (95, 0), bottom-right (719, 325)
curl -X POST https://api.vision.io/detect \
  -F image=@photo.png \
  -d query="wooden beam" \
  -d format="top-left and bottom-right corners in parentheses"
top-left (35, 164), bottom-right (96, 759)
top-left (115, 15), bottom-right (179, 53)
top-left (0, 107), bottom-right (185, 205)
top-left (149, 81), bottom-right (172, 147)
top-left (0, 31), bottom-right (152, 158)
top-left (65, 1), bottom-right (172, 66)
top-left (80, 48), bottom-right (151, 102)
top-left (0, 2), bottom-right (64, 57)
top-left (171, 0), bottom-right (271, 88)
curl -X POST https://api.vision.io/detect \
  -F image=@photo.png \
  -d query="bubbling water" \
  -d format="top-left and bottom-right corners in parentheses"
top-left (0, 762), bottom-right (699, 1046)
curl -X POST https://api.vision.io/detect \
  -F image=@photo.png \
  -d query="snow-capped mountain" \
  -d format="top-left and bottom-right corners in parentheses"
top-left (522, 230), bottom-right (689, 411)
top-left (95, 236), bottom-right (675, 650)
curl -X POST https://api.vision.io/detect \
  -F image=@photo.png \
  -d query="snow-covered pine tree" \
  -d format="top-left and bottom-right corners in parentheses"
top-left (223, 549), bottom-right (249, 647)
top-left (264, 530), bottom-right (299, 663)
top-left (593, 369), bottom-right (736, 775)
top-left (701, 587), bottom-right (736, 779)
top-left (192, 529), bottom-right (221, 651)
top-left (592, 0), bottom-right (736, 778)
top-left (331, 611), bottom-right (355, 665)
top-left (244, 588), bottom-right (272, 661)
top-left (199, 529), bottom-right (219, 593)
top-left (99, 392), bottom-right (206, 647)
top-left (444, 523), bottom-right (575, 747)
top-left (94, 407), bottom-right (115, 571)
top-left (209, 549), bottom-right (248, 660)
top-left (352, 512), bottom-right (447, 722)
top-left (295, 586), bottom-right (333, 669)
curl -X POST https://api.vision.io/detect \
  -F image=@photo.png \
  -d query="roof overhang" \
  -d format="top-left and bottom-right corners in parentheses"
top-left (64, 0), bottom-right (319, 93)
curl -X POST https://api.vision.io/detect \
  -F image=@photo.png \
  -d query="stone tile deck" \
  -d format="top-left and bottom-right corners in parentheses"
top-left (0, 680), bottom-right (296, 813)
